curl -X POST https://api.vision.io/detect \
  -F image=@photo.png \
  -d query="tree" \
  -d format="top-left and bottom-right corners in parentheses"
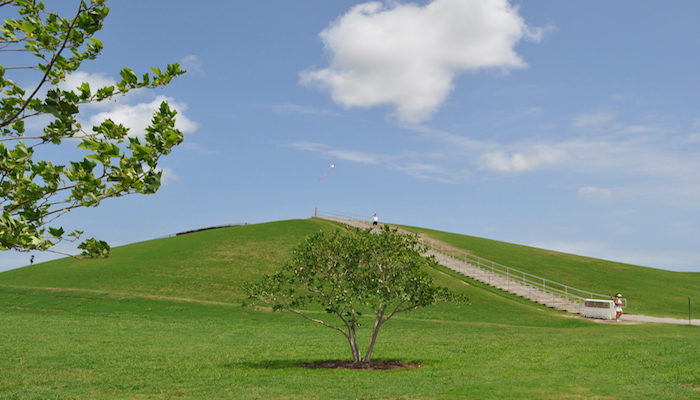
top-left (0, 0), bottom-right (185, 257)
top-left (245, 226), bottom-right (465, 363)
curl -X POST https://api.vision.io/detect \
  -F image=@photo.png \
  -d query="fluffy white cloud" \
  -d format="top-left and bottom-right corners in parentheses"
top-left (24, 71), bottom-right (196, 139)
top-left (88, 95), bottom-right (198, 137)
top-left (301, 0), bottom-right (541, 123)
top-left (59, 71), bottom-right (117, 93)
top-left (59, 72), bottom-right (198, 136)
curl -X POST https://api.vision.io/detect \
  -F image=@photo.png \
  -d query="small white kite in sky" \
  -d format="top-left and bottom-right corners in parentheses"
top-left (318, 163), bottom-right (335, 181)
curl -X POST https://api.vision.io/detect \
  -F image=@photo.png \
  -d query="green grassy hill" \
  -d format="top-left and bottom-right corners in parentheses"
top-left (1, 219), bottom-right (698, 399)
top-left (0, 219), bottom-right (339, 303)
top-left (402, 225), bottom-right (700, 318)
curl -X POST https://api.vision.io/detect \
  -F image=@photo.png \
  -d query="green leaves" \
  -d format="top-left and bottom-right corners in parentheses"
top-left (48, 226), bottom-right (64, 238)
top-left (77, 237), bottom-right (110, 258)
top-left (246, 226), bottom-right (466, 362)
top-left (0, 0), bottom-right (185, 257)
top-left (117, 67), bottom-right (138, 90)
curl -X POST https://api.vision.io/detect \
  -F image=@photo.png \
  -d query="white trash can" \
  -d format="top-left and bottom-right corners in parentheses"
top-left (583, 299), bottom-right (615, 320)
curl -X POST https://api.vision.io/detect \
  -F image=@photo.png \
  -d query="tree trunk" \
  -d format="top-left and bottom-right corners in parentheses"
top-left (346, 332), bottom-right (360, 362)
top-left (363, 305), bottom-right (386, 362)
top-left (349, 325), bottom-right (361, 362)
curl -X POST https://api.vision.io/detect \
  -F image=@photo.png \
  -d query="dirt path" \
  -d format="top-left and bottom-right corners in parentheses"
top-left (623, 314), bottom-right (698, 325)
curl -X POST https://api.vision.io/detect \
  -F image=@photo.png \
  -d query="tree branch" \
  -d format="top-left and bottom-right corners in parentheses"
top-left (46, 248), bottom-right (75, 257)
top-left (284, 308), bottom-right (349, 339)
top-left (0, 135), bottom-right (51, 142)
top-left (383, 302), bottom-right (419, 324)
top-left (1, 2), bottom-right (83, 128)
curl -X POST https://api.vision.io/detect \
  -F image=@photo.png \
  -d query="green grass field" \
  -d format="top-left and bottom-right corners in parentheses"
top-left (0, 219), bottom-right (340, 303)
top-left (1, 219), bottom-right (698, 399)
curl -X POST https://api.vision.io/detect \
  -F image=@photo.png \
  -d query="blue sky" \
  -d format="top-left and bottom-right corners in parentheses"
top-left (3, 0), bottom-right (700, 272)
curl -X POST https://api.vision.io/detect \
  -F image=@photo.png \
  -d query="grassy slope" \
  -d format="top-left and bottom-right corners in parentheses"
top-left (0, 219), bottom-right (340, 303)
top-left (401, 225), bottom-right (700, 319)
top-left (1, 219), bottom-right (698, 399)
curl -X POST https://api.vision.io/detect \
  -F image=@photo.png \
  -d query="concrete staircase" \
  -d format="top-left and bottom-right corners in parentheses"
top-left (317, 216), bottom-right (584, 315)
top-left (427, 250), bottom-right (583, 314)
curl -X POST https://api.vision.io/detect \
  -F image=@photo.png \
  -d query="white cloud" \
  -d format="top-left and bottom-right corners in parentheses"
top-left (292, 112), bottom-right (700, 207)
top-left (290, 141), bottom-right (326, 153)
top-left (468, 131), bottom-right (700, 207)
top-left (327, 149), bottom-right (382, 164)
top-left (59, 71), bottom-right (117, 93)
top-left (404, 124), bottom-right (496, 152)
top-left (88, 95), bottom-right (198, 137)
top-left (22, 113), bottom-right (53, 133)
top-left (301, 0), bottom-right (541, 123)
top-left (59, 71), bottom-right (198, 136)
top-left (577, 186), bottom-right (613, 203)
top-left (480, 145), bottom-right (569, 172)
top-left (290, 141), bottom-right (466, 182)
top-left (23, 72), bottom-right (195, 137)
top-left (290, 142), bottom-right (385, 164)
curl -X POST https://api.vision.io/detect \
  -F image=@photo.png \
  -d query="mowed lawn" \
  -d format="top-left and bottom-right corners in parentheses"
top-left (0, 219), bottom-right (341, 303)
top-left (401, 225), bottom-right (700, 319)
top-left (1, 219), bottom-right (699, 399)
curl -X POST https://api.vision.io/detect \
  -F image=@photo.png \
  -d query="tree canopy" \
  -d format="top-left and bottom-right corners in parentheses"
top-left (0, 0), bottom-right (185, 257)
top-left (245, 225), bottom-right (466, 363)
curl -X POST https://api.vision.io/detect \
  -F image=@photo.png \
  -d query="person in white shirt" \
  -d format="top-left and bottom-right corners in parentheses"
top-left (614, 293), bottom-right (624, 321)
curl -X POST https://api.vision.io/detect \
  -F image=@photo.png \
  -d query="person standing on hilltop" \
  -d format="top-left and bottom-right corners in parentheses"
top-left (614, 293), bottom-right (624, 322)
top-left (372, 213), bottom-right (378, 226)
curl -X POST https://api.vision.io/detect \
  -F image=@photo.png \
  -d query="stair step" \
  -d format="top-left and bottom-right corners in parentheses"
top-left (317, 216), bottom-right (588, 316)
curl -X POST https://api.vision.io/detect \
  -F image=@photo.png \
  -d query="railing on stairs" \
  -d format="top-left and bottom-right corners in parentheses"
top-left (430, 248), bottom-right (614, 313)
top-left (315, 209), bottom-right (372, 222)
top-left (314, 210), bottom-right (619, 314)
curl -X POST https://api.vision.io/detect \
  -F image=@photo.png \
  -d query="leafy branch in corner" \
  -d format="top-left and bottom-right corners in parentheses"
top-left (0, 0), bottom-right (186, 257)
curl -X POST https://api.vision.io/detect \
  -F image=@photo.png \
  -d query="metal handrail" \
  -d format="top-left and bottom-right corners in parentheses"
top-left (432, 247), bottom-right (613, 305)
top-left (315, 210), bottom-right (371, 222)
top-left (314, 210), bottom-right (619, 309)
